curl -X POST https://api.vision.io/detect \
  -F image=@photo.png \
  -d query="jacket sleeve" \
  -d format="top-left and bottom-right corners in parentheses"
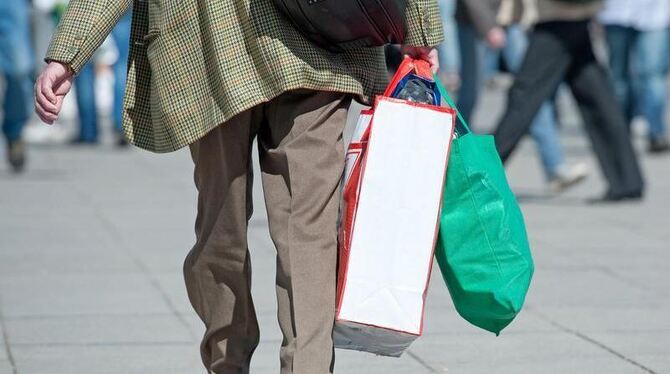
top-left (403, 0), bottom-right (445, 47)
top-left (457, 0), bottom-right (499, 37)
top-left (45, 0), bottom-right (131, 74)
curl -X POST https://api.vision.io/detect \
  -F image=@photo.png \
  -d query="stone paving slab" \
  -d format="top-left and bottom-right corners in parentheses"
top-left (0, 274), bottom-right (172, 318)
top-left (422, 304), bottom-right (562, 336)
top-left (525, 269), bottom-right (662, 308)
top-left (409, 333), bottom-right (649, 374)
top-left (588, 331), bottom-right (670, 357)
top-left (0, 245), bottom-right (138, 277)
top-left (3, 314), bottom-right (194, 346)
top-left (10, 345), bottom-right (202, 374)
top-left (0, 362), bottom-right (13, 374)
top-left (0, 323), bottom-right (12, 374)
top-left (634, 355), bottom-right (670, 374)
top-left (535, 306), bottom-right (670, 333)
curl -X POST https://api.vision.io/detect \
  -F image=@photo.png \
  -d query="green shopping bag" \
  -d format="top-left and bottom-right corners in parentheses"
top-left (434, 76), bottom-right (534, 335)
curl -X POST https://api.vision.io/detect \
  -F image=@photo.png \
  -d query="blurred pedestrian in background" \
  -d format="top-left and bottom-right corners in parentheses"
top-left (437, 0), bottom-right (461, 91)
top-left (493, 0), bottom-right (645, 202)
top-left (599, 0), bottom-right (670, 154)
top-left (454, 0), bottom-right (504, 122)
top-left (0, 0), bottom-right (35, 172)
top-left (455, 0), bottom-right (588, 192)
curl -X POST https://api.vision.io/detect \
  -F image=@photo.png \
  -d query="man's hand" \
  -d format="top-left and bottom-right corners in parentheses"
top-left (34, 61), bottom-right (74, 124)
top-left (401, 46), bottom-right (440, 73)
top-left (485, 27), bottom-right (506, 50)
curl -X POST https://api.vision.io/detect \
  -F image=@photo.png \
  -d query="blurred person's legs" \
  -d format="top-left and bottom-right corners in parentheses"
top-left (606, 25), bottom-right (669, 153)
top-left (494, 21), bottom-right (644, 200)
top-left (633, 27), bottom-right (670, 153)
top-left (483, 48), bottom-right (501, 84)
top-left (494, 23), bottom-right (570, 162)
top-left (604, 25), bottom-right (636, 120)
top-left (111, 11), bottom-right (132, 146)
top-left (0, 0), bottom-right (34, 172)
top-left (437, 0), bottom-right (460, 90)
top-left (502, 25), bottom-right (588, 190)
top-left (457, 22), bottom-right (486, 122)
top-left (184, 90), bottom-right (347, 374)
top-left (566, 35), bottom-right (644, 199)
top-left (73, 62), bottom-right (98, 143)
top-left (527, 103), bottom-right (589, 191)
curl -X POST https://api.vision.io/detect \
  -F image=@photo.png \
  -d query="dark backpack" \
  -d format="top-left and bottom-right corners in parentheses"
top-left (271, 0), bottom-right (408, 52)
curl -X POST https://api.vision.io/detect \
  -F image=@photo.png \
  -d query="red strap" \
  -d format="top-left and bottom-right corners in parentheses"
top-left (383, 57), bottom-right (415, 97)
top-left (413, 59), bottom-right (432, 80)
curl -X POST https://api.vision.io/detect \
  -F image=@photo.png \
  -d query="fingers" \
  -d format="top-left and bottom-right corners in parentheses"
top-left (42, 76), bottom-right (58, 104)
top-left (36, 79), bottom-right (58, 112)
top-left (54, 78), bottom-right (73, 96)
top-left (34, 76), bottom-right (60, 124)
top-left (427, 48), bottom-right (440, 74)
top-left (34, 95), bottom-right (57, 124)
top-left (35, 83), bottom-right (59, 124)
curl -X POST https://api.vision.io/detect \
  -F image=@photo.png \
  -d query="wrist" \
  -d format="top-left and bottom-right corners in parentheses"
top-left (46, 59), bottom-right (75, 76)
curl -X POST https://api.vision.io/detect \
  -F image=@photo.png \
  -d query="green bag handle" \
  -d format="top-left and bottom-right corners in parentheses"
top-left (433, 73), bottom-right (472, 136)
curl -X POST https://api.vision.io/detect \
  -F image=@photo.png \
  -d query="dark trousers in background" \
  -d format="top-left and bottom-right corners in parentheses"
top-left (493, 20), bottom-right (645, 197)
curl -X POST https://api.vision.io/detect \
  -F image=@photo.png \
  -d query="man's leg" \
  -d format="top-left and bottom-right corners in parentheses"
top-left (73, 62), bottom-right (98, 142)
top-left (2, 72), bottom-right (32, 143)
top-left (184, 109), bottom-right (263, 373)
top-left (604, 25), bottom-right (636, 122)
top-left (566, 29), bottom-right (645, 197)
top-left (0, 0), bottom-right (34, 171)
top-left (503, 25), bottom-right (566, 180)
top-left (456, 22), bottom-right (486, 123)
top-left (258, 90), bottom-right (350, 374)
top-left (494, 22), bottom-right (572, 162)
top-left (528, 102), bottom-right (565, 179)
top-left (633, 27), bottom-right (670, 144)
top-left (437, 0), bottom-right (460, 75)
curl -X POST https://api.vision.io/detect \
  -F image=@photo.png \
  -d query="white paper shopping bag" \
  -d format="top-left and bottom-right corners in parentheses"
top-left (335, 97), bottom-right (455, 357)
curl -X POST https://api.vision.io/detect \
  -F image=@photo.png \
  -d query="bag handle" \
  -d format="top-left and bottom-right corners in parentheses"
top-left (433, 72), bottom-right (472, 136)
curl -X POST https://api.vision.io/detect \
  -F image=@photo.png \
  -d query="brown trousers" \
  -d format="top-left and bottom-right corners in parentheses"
top-left (185, 90), bottom-right (351, 374)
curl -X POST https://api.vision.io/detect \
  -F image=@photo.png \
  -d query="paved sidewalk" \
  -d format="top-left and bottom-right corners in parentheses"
top-left (1, 85), bottom-right (669, 374)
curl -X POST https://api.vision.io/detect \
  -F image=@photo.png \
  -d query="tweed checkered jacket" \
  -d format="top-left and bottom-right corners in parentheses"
top-left (46, 0), bottom-right (444, 153)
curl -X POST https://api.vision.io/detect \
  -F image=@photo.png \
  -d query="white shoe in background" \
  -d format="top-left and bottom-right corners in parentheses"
top-left (548, 162), bottom-right (589, 194)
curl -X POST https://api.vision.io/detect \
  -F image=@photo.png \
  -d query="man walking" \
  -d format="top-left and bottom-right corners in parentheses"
top-left (492, 0), bottom-right (645, 202)
top-left (34, 1), bottom-right (443, 373)
top-left (456, 0), bottom-right (590, 192)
